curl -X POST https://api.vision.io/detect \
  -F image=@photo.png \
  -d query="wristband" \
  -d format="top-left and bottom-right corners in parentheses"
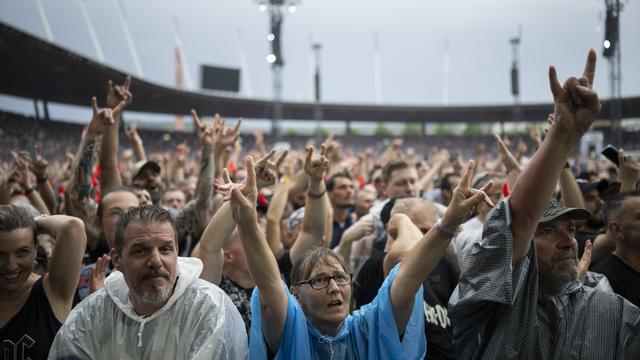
top-left (25, 186), bottom-right (37, 195)
top-left (436, 218), bottom-right (460, 238)
top-left (307, 188), bottom-right (326, 199)
top-left (37, 176), bottom-right (49, 184)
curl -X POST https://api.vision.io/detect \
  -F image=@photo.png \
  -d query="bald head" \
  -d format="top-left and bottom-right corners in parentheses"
top-left (391, 198), bottom-right (440, 234)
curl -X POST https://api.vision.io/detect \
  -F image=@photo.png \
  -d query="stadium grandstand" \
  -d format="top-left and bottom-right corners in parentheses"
top-left (2, 2), bottom-right (640, 359)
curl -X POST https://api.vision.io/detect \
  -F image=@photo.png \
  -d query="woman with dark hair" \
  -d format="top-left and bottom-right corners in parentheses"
top-left (0, 204), bottom-right (86, 359)
top-left (219, 150), bottom-right (491, 359)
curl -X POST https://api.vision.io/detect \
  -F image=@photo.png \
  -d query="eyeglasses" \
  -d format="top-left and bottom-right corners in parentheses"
top-left (294, 273), bottom-right (353, 290)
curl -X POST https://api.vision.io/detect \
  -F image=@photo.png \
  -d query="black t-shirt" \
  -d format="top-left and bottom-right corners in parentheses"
top-left (575, 232), bottom-right (598, 258)
top-left (353, 251), bottom-right (386, 308)
top-left (0, 277), bottom-right (62, 360)
top-left (277, 250), bottom-right (294, 286)
top-left (353, 252), bottom-right (458, 360)
top-left (592, 253), bottom-right (640, 307)
top-left (422, 257), bottom-right (458, 360)
top-left (88, 236), bottom-right (110, 263)
top-left (331, 212), bottom-right (355, 249)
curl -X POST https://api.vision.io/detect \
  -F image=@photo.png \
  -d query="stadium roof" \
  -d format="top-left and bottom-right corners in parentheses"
top-left (1, 21), bottom-right (639, 123)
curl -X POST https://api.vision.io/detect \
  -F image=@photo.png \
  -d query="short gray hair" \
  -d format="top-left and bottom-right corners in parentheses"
top-left (114, 205), bottom-right (178, 254)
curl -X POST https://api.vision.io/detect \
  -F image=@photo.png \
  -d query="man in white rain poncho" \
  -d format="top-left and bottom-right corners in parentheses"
top-left (48, 206), bottom-right (247, 359)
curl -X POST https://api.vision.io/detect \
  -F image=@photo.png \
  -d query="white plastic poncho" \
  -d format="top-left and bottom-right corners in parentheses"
top-left (48, 257), bottom-right (247, 359)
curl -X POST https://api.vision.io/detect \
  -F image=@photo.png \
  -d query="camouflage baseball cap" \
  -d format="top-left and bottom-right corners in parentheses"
top-left (538, 198), bottom-right (591, 224)
top-left (287, 207), bottom-right (305, 233)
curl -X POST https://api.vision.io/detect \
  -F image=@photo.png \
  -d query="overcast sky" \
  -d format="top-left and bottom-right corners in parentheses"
top-left (1, 0), bottom-right (639, 124)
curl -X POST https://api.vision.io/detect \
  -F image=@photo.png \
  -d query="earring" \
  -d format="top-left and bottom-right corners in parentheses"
top-left (34, 259), bottom-right (38, 265)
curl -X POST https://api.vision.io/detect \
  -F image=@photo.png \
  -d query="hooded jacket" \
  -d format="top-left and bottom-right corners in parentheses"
top-left (48, 257), bottom-right (247, 359)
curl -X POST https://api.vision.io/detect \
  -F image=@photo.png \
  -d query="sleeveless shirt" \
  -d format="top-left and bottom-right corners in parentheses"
top-left (0, 277), bottom-right (62, 360)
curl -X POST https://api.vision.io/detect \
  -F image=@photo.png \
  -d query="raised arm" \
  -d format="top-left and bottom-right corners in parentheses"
top-left (191, 110), bottom-right (220, 226)
top-left (99, 77), bottom-right (132, 191)
top-left (265, 183), bottom-right (288, 255)
top-left (13, 152), bottom-right (49, 215)
top-left (30, 146), bottom-right (56, 213)
top-left (195, 147), bottom-right (289, 282)
top-left (559, 165), bottom-right (585, 209)
top-left (289, 144), bottom-right (329, 264)
top-left (541, 112), bottom-right (586, 209)
top-left (254, 148), bottom-right (289, 255)
top-left (495, 134), bottom-right (522, 191)
top-left (192, 201), bottom-right (233, 285)
top-left (124, 124), bottom-right (147, 162)
top-left (219, 156), bottom-right (287, 354)
top-left (333, 215), bottom-right (374, 271)
top-left (66, 97), bottom-right (121, 250)
top-left (324, 134), bottom-right (344, 176)
top-left (252, 131), bottom-right (267, 157)
top-left (618, 149), bottom-right (640, 192)
top-left (418, 151), bottom-right (448, 192)
top-left (194, 142), bottom-right (287, 286)
top-left (211, 114), bottom-right (241, 180)
top-left (509, 50), bottom-right (600, 264)
top-left (39, 214), bottom-right (87, 318)
top-left (390, 160), bottom-right (492, 335)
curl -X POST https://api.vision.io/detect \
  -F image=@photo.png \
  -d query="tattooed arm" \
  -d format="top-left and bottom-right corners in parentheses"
top-left (173, 111), bottom-right (241, 253)
top-left (66, 98), bottom-right (121, 251)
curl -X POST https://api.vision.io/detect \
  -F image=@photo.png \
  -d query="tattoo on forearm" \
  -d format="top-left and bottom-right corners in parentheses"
top-left (72, 139), bottom-right (96, 199)
top-left (196, 148), bottom-right (214, 209)
top-left (176, 203), bottom-right (200, 240)
top-left (200, 148), bottom-right (212, 173)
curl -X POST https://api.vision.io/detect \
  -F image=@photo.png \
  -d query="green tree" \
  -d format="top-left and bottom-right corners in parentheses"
top-left (374, 122), bottom-right (393, 136)
top-left (463, 123), bottom-right (485, 136)
top-left (403, 122), bottom-right (422, 136)
top-left (435, 123), bottom-right (454, 136)
top-left (313, 126), bottom-right (329, 137)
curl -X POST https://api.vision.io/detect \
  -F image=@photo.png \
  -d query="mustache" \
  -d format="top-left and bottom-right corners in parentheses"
top-left (139, 269), bottom-right (170, 281)
top-left (552, 250), bottom-right (576, 262)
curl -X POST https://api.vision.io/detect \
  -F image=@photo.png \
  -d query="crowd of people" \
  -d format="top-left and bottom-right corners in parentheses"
top-left (1, 49), bottom-right (639, 359)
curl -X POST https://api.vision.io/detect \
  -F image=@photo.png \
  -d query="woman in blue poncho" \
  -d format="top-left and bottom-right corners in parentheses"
top-left (218, 146), bottom-right (491, 359)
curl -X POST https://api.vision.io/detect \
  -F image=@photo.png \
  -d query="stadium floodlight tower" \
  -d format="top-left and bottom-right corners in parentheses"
top-left (507, 24), bottom-right (522, 135)
top-left (603, 0), bottom-right (624, 145)
top-left (257, 0), bottom-right (300, 138)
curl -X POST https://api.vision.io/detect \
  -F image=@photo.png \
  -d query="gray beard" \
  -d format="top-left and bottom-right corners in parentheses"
top-left (126, 270), bottom-right (177, 306)
top-left (135, 286), bottom-right (173, 305)
top-left (538, 261), bottom-right (578, 295)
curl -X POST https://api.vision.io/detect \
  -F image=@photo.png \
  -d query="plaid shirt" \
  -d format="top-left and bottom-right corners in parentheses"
top-left (449, 199), bottom-right (640, 360)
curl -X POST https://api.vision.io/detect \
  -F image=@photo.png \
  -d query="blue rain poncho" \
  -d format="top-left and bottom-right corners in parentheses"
top-left (249, 264), bottom-right (426, 359)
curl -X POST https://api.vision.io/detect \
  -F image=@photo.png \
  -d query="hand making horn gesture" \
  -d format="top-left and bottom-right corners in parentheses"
top-left (86, 97), bottom-right (124, 137)
top-left (215, 156), bottom-right (258, 203)
top-left (106, 75), bottom-right (133, 111)
top-left (215, 156), bottom-right (259, 225)
top-left (441, 160), bottom-right (494, 228)
top-left (255, 148), bottom-right (288, 189)
top-left (303, 143), bottom-right (329, 180)
top-left (548, 49), bottom-right (601, 138)
top-left (191, 109), bottom-right (219, 149)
